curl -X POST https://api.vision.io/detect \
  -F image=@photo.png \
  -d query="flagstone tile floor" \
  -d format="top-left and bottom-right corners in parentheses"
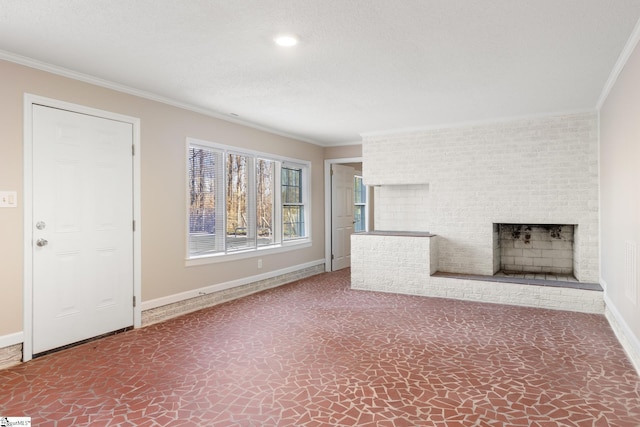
top-left (1, 269), bottom-right (640, 426)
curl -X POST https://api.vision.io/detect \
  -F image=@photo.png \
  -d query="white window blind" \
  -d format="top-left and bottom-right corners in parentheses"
top-left (188, 145), bottom-right (224, 255)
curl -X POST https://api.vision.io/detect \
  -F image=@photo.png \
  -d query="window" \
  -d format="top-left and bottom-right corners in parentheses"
top-left (354, 175), bottom-right (367, 232)
top-left (226, 153), bottom-right (253, 251)
top-left (257, 158), bottom-right (275, 247)
top-left (282, 166), bottom-right (306, 240)
top-left (188, 147), bottom-right (223, 255)
top-left (187, 138), bottom-right (310, 259)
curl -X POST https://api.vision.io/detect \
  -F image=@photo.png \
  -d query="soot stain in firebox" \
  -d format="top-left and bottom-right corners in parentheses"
top-left (550, 226), bottom-right (562, 239)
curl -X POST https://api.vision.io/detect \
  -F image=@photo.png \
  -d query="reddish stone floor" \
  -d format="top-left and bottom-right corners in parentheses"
top-left (1, 269), bottom-right (639, 426)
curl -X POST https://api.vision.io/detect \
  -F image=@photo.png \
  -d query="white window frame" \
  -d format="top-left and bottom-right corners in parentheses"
top-left (185, 137), bottom-right (311, 266)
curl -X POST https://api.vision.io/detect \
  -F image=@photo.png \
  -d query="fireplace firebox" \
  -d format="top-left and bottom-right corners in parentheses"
top-left (493, 224), bottom-right (575, 277)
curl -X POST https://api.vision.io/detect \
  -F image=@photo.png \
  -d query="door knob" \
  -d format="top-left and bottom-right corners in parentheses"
top-left (36, 238), bottom-right (48, 247)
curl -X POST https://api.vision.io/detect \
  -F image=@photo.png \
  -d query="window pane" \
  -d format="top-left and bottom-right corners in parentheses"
top-left (354, 205), bottom-right (366, 232)
top-left (226, 154), bottom-right (254, 251)
top-left (282, 167), bottom-right (301, 203)
top-left (257, 158), bottom-right (275, 247)
top-left (282, 166), bottom-right (305, 240)
top-left (354, 176), bottom-right (366, 204)
top-left (283, 206), bottom-right (305, 239)
top-left (188, 147), bottom-right (219, 255)
top-left (354, 175), bottom-right (367, 233)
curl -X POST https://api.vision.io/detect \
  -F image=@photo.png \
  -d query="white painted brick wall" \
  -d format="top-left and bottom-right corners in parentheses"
top-left (352, 234), bottom-right (603, 314)
top-left (362, 113), bottom-right (599, 282)
top-left (351, 234), bottom-right (437, 289)
top-left (374, 184), bottom-right (430, 232)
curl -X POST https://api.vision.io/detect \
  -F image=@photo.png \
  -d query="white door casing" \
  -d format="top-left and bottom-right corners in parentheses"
top-left (331, 164), bottom-right (355, 271)
top-left (25, 99), bottom-right (140, 358)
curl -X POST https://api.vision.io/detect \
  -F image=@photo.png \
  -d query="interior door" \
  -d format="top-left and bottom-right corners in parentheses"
top-left (32, 104), bottom-right (134, 354)
top-left (331, 164), bottom-right (355, 271)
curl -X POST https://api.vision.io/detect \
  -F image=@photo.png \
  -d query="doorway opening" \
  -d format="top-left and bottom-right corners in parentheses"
top-left (324, 158), bottom-right (373, 272)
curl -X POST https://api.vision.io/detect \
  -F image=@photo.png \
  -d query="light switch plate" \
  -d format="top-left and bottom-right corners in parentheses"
top-left (0, 191), bottom-right (18, 207)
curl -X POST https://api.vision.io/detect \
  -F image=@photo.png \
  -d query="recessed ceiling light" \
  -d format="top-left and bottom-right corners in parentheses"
top-left (274, 34), bottom-right (298, 47)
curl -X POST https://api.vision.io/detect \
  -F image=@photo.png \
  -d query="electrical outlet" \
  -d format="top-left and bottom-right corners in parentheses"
top-left (258, 259), bottom-right (262, 269)
top-left (0, 191), bottom-right (17, 208)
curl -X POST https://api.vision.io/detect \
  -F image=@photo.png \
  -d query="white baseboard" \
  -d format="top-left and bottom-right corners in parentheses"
top-left (141, 259), bottom-right (325, 311)
top-left (604, 291), bottom-right (640, 376)
top-left (0, 331), bottom-right (23, 348)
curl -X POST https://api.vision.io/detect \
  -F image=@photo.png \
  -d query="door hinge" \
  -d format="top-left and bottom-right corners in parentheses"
top-left (330, 167), bottom-right (334, 176)
top-left (331, 254), bottom-right (334, 260)
top-left (133, 220), bottom-right (136, 232)
top-left (132, 144), bottom-right (135, 156)
top-left (133, 295), bottom-right (137, 307)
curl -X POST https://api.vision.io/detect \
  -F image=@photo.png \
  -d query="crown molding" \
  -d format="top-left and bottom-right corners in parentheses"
top-left (597, 16), bottom-right (640, 110)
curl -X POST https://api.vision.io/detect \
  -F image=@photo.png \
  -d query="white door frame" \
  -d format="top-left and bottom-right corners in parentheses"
top-left (324, 157), bottom-right (362, 272)
top-left (22, 94), bottom-right (142, 362)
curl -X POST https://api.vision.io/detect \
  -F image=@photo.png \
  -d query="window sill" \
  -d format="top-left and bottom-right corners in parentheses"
top-left (185, 239), bottom-right (312, 267)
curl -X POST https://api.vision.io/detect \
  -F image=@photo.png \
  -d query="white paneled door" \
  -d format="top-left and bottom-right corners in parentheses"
top-left (331, 164), bottom-right (355, 271)
top-left (32, 105), bottom-right (134, 354)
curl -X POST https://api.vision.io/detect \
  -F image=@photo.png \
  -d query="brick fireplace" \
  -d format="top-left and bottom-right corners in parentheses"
top-left (353, 112), bottom-right (601, 312)
top-left (361, 112), bottom-right (600, 284)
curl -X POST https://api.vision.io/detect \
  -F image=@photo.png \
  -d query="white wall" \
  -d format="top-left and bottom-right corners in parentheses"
top-left (600, 39), bottom-right (640, 366)
top-left (362, 112), bottom-right (599, 282)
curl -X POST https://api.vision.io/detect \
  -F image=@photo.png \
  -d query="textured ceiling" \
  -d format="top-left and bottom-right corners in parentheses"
top-left (1, 0), bottom-right (640, 146)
